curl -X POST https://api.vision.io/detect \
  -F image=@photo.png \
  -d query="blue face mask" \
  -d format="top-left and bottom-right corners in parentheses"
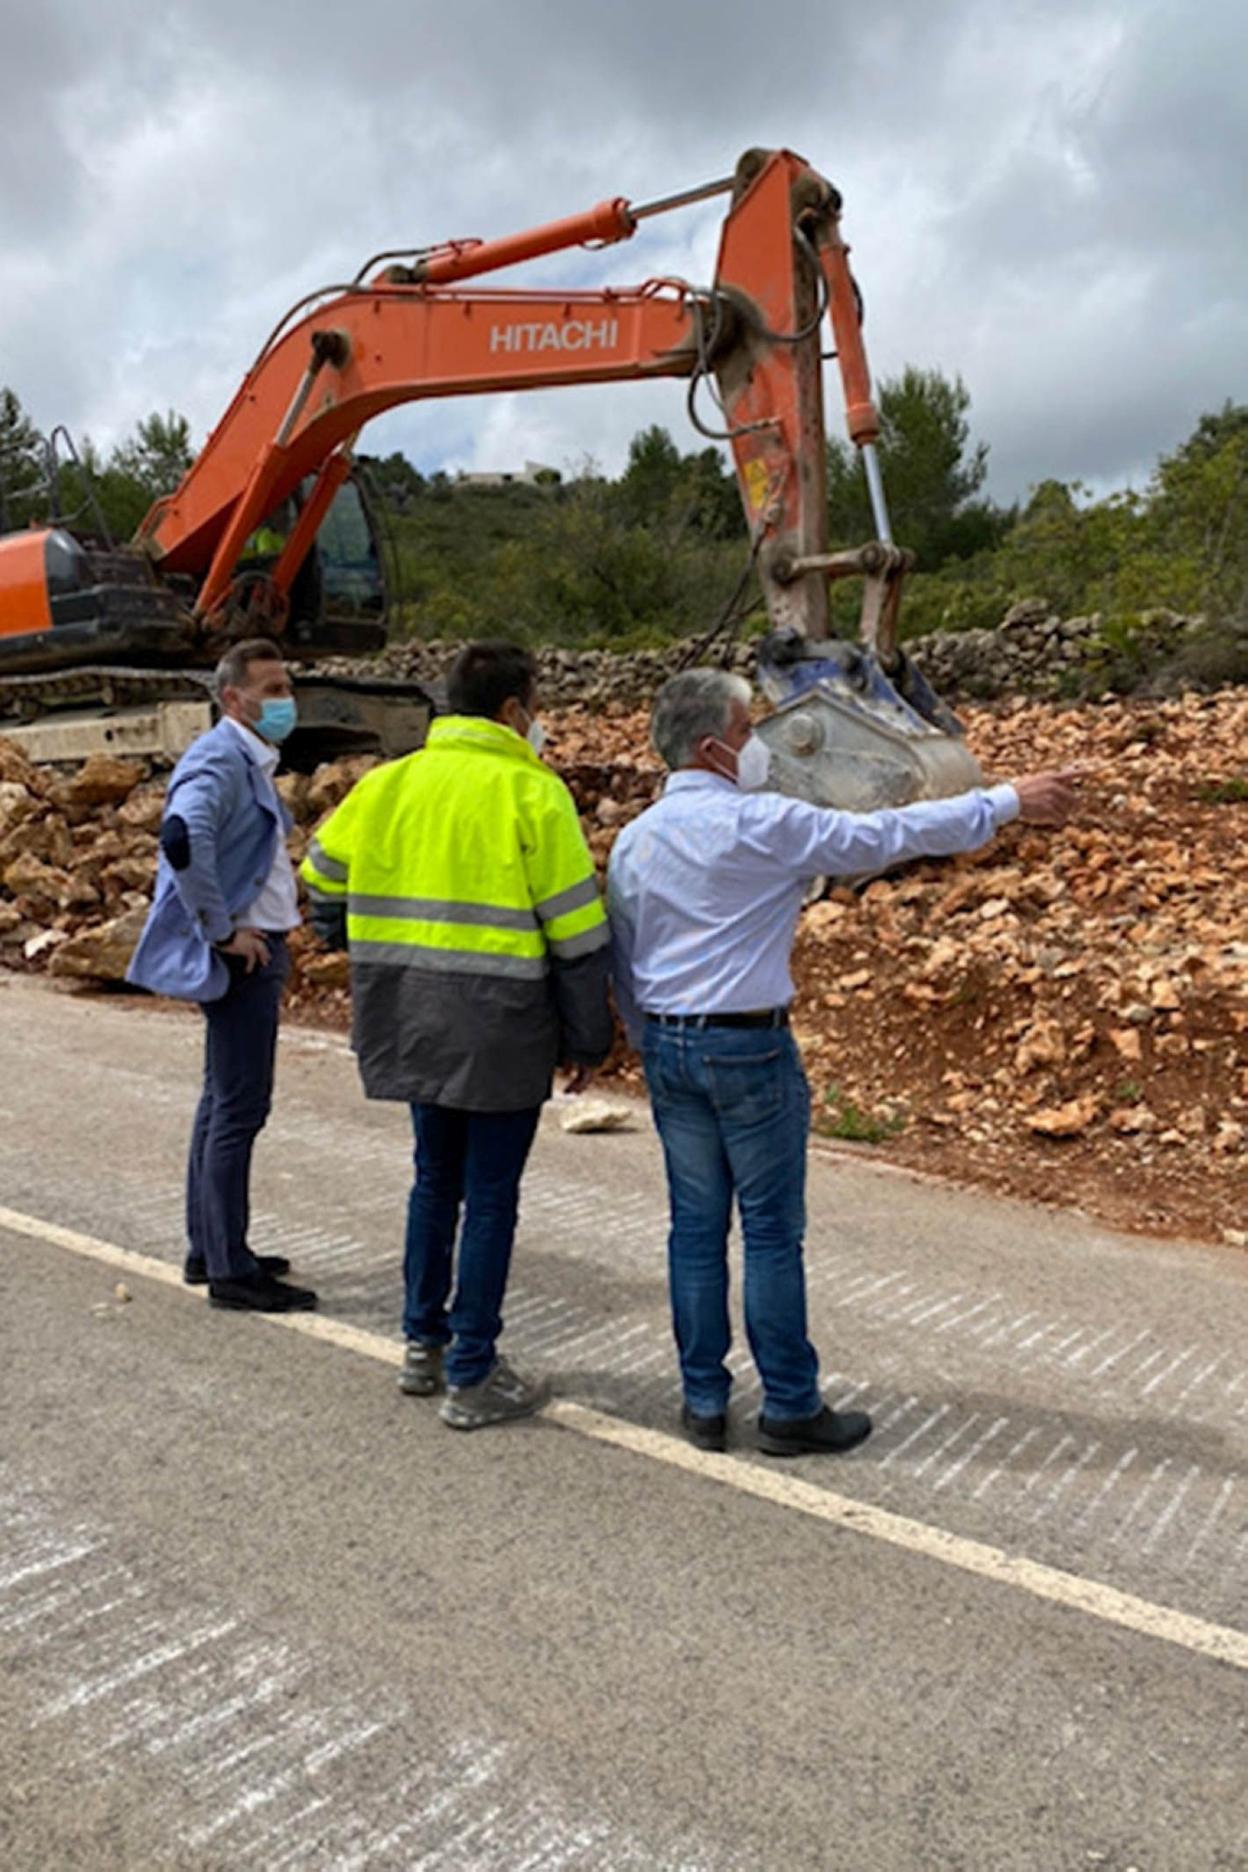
top-left (255, 697), bottom-right (297, 744)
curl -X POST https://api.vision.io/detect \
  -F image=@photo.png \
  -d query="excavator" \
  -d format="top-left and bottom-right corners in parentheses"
top-left (0, 145), bottom-right (981, 803)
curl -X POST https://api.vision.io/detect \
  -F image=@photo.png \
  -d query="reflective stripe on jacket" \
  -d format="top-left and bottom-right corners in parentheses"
top-left (301, 715), bottom-right (612, 1109)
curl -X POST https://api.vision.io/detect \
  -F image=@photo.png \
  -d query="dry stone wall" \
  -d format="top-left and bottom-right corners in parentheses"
top-left (357, 604), bottom-right (1217, 712)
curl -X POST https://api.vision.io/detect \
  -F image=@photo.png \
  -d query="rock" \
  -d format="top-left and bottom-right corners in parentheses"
top-left (560, 1098), bottom-right (635, 1134)
top-left (1122, 1003), bottom-right (1154, 1025)
top-left (100, 857), bottom-right (155, 897)
top-left (1108, 1027), bottom-right (1143, 1062)
top-left (1026, 1095), bottom-right (1100, 1138)
top-left (23, 928), bottom-right (68, 961)
top-left (297, 950), bottom-right (350, 989)
top-left (1109, 1106), bottom-right (1158, 1134)
top-left (2, 852), bottom-right (75, 911)
top-left (1001, 598), bottom-right (1051, 631)
top-left (306, 756), bottom-right (378, 821)
top-left (0, 738), bottom-right (46, 793)
top-left (51, 753), bottom-right (144, 809)
top-left (74, 832), bottom-right (126, 883)
top-left (275, 772), bottom-right (311, 820)
top-left (0, 808), bottom-right (74, 869)
top-left (0, 902), bottom-right (23, 936)
top-left (0, 779), bottom-right (37, 841)
top-left (47, 903), bottom-right (149, 981)
top-left (1015, 1017), bottom-right (1066, 1073)
top-left (62, 875), bottom-right (102, 910)
top-left (116, 787), bottom-right (166, 833)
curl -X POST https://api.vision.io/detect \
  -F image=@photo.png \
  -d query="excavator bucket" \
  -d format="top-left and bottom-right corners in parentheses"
top-left (754, 631), bottom-right (983, 813)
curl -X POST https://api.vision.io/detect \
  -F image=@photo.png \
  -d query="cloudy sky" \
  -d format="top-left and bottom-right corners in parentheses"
top-left (2, 0), bottom-right (1243, 504)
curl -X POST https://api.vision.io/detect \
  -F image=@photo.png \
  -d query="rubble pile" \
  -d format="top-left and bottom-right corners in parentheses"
top-left (540, 692), bottom-right (1248, 1245)
top-left (2, 686), bottom-right (1245, 1244)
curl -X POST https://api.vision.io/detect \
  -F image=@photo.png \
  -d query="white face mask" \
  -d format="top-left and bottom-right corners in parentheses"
top-left (525, 716), bottom-right (547, 756)
top-left (734, 732), bottom-right (772, 791)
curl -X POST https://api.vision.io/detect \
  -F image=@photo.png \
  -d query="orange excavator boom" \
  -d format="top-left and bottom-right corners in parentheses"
top-left (136, 148), bottom-right (884, 649)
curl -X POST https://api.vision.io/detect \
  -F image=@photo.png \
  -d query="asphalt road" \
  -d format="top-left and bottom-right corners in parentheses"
top-left (2, 973), bottom-right (1247, 1869)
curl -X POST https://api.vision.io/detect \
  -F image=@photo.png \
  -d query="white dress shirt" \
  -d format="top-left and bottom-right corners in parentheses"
top-left (607, 770), bottom-right (1019, 1040)
top-left (222, 717), bottom-right (301, 933)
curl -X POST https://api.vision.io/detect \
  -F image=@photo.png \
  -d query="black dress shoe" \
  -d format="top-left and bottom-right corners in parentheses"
top-left (757, 1405), bottom-right (872, 1457)
top-left (681, 1405), bottom-right (728, 1453)
top-left (208, 1274), bottom-right (318, 1313)
top-left (185, 1254), bottom-right (291, 1286)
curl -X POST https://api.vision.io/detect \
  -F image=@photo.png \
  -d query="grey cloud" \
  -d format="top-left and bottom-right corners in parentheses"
top-left (0, 0), bottom-right (1243, 511)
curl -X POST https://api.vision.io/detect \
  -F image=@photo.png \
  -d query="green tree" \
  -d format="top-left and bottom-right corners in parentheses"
top-left (827, 367), bottom-right (1003, 569)
top-left (111, 409), bottom-right (194, 499)
top-left (614, 424), bottom-right (743, 543)
top-left (0, 387), bottom-right (45, 531)
top-left (1142, 401), bottom-right (1248, 620)
top-left (360, 449), bottom-right (426, 510)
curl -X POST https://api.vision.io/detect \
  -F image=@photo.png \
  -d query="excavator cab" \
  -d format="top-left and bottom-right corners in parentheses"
top-left (234, 474), bottom-right (388, 657)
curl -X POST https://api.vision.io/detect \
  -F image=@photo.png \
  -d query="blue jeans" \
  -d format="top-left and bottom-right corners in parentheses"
top-left (643, 1023), bottom-right (820, 1422)
top-left (186, 936), bottom-right (289, 1280)
top-left (402, 1103), bottom-right (542, 1388)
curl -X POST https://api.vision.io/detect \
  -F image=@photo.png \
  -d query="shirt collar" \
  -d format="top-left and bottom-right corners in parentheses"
top-left (663, 768), bottom-right (737, 797)
top-left (223, 714), bottom-right (279, 775)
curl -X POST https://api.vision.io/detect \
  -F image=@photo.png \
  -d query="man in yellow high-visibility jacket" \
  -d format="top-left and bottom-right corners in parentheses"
top-left (301, 641), bottom-right (612, 1429)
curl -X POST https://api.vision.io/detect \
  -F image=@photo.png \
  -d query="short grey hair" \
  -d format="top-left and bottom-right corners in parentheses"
top-left (650, 668), bottom-right (752, 770)
top-left (212, 637), bottom-right (285, 700)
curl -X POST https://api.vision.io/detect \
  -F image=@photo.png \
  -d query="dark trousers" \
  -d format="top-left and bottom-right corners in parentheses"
top-left (402, 1102), bottom-right (542, 1388)
top-left (186, 938), bottom-right (289, 1280)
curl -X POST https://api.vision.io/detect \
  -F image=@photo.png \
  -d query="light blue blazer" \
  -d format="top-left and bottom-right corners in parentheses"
top-left (126, 720), bottom-right (293, 1003)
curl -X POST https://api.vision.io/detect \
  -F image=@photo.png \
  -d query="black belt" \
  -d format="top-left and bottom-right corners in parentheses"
top-left (646, 1008), bottom-right (789, 1030)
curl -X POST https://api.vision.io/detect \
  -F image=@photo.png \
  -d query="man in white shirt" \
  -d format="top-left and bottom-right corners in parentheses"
top-left (129, 638), bottom-right (316, 1312)
top-left (608, 669), bottom-right (1075, 1457)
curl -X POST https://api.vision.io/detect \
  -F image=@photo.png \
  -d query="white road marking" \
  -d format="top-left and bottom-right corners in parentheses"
top-left (1063, 1326), bottom-right (1117, 1367)
top-left (969, 1426), bottom-right (1043, 1503)
top-left (1072, 1447), bottom-right (1139, 1531)
top-left (7, 1202), bottom-right (1248, 1680)
top-left (1088, 1329), bottom-right (1152, 1379)
top-left (1184, 1478), bottom-right (1236, 1566)
top-left (1139, 1347), bottom-right (1196, 1399)
top-left (878, 1404), bottom-right (952, 1467)
top-left (932, 1416), bottom-right (1010, 1494)
top-left (1143, 1464), bottom-right (1202, 1555)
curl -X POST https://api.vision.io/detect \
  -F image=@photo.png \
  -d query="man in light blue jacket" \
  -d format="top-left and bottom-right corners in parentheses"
top-left (128, 638), bottom-right (317, 1313)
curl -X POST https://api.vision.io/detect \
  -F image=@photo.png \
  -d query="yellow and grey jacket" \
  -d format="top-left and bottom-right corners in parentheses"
top-left (300, 715), bottom-right (612, 1110)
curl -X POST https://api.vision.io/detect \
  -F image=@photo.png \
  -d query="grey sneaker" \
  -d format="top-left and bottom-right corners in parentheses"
top-left (399, 1341), bottom-right (445, 1396)
top-left (439, 1357), bottom-right (550, 1431)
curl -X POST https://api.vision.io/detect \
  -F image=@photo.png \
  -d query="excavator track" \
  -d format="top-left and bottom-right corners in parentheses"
top-left (0, 662), bottom-right (434, 768)
top-left (0, 665), bottom-right (213, 726)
